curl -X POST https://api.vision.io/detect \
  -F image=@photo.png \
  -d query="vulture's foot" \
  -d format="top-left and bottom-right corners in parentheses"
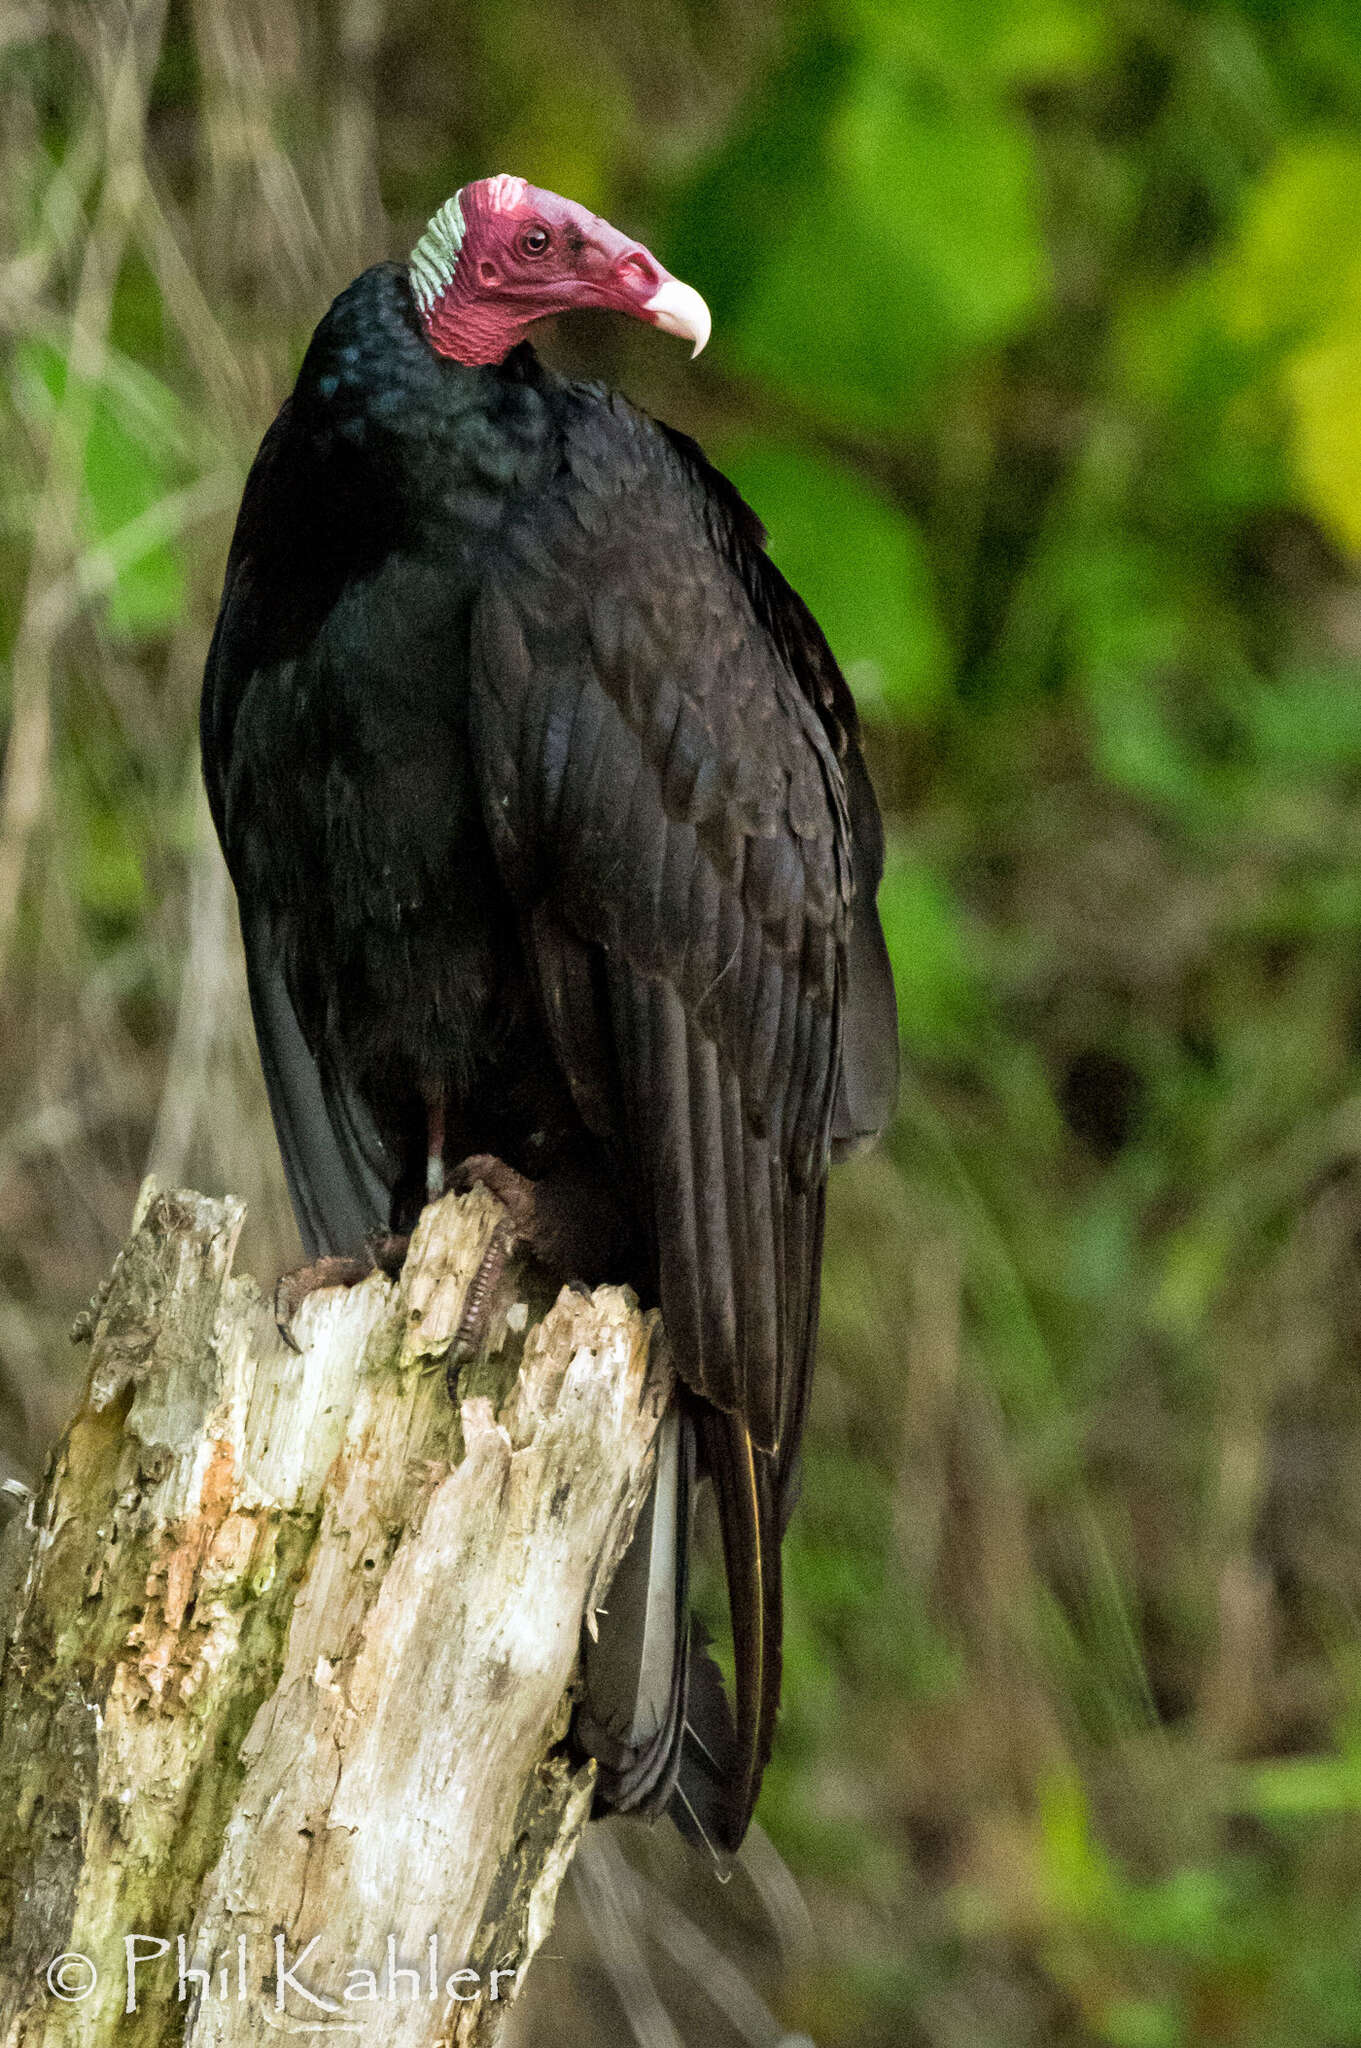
top-left (273, 1231), bottom-right (411, 1350)
top-left (446, 1153), bottom-right (623, 1391)
top-left (274, 1254), bottom-right (374, 1349)
top-left (448, 1154), bottom-right (534, 1380)
top-left (451, 1153), bottom-right (538, 1229)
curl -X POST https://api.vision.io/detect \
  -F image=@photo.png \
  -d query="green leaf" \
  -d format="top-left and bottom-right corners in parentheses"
top-left (875, 843), bottom-right (982, 1055)
top-left (845, 0), bottom-right (1106, 88)
top-left (84, 400), bottom-right (186, 636)
top-left (1246, 668), bottom-right (1361, 771)
top-left (1218, 140), bottom-right (1361, 349)
top-left (1213, 138), bottom-right (1361, 550)
top-left (734, 62), bottom-right (1047, 431)
top-left (716, 435), bottom-right (947, 717)
top-left (1287, 322), bottom-right (1361, 552)
top-left (1239, 1753), bottom-right (1361, 1818)
top-left (660, 29), bottom-right (857, 329)
top-left (15, 337), bottom-right (187, 638)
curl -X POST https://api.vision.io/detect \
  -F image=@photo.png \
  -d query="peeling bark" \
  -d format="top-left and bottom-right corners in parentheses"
top-left (0, 1180), bottom-right (670, 2045)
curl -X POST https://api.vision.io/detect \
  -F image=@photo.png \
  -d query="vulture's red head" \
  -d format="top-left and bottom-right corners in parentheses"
top-left (409, 175), bottom-right (711, 368)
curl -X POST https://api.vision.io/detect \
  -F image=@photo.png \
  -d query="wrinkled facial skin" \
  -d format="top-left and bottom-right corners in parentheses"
top-left (416, 175), bottom-right (710, 368)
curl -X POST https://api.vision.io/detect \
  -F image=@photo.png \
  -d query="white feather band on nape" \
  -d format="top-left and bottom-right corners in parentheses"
top-left (409, 190), bottom-right (467, 311)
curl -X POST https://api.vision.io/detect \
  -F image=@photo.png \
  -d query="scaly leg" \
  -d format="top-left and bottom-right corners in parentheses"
top-left (448, 1154), bottom-right (539, 1377)
top-left (447, 1152), bottom-right (635, 1377)
top-left (426, 1090), bottom-right (447, 1203)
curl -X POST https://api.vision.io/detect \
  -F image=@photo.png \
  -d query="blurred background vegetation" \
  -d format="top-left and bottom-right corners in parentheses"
top-left (5, 0), bottom-right (1361, 2042)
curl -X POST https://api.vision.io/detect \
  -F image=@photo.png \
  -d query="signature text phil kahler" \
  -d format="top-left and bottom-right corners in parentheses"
top-left (43, 1933), bottom-right (519, 2016)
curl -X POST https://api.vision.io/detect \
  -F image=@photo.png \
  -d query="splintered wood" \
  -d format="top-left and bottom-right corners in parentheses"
top-left (0, 1181), bottom-right (669, 2046)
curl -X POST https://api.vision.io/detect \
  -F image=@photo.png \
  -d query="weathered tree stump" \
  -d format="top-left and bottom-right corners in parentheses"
top-left (0, 1180), bottom-right (670, 2045)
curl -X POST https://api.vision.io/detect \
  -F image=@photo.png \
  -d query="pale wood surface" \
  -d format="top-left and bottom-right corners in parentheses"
top-left (0, 1180), bottom-right (670, 2045)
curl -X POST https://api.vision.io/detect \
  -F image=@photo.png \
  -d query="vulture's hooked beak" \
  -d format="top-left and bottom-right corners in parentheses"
top-left (643, 278), bottom-right (712, 358)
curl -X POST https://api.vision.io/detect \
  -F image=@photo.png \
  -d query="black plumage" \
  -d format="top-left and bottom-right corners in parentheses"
top-left (202, 258), bottom-right (898, 1854)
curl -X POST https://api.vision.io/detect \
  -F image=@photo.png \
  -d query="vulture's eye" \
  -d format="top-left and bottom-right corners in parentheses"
top-left (519, 225), bottom-right (551, 258)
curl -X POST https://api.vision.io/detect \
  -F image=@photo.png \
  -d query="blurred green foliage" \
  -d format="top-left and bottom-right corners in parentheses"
top-left (7, 2), bottom-right (1361, 2045)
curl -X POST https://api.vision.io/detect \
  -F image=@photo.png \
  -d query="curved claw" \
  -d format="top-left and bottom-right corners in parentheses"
top-left (273, 1253), bottom-right (377, 1349)
top-left (451, 1153), bottom-right (538, 1230)
top-left (447, 1217), bottom-right (518, 1395)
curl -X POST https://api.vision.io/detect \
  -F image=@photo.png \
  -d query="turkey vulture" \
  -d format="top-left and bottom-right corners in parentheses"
top-left (201, 175), bottom-right (898, 1856)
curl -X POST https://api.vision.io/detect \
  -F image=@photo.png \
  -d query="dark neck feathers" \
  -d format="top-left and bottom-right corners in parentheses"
top-left (293, 263), bottom-right (553, 507)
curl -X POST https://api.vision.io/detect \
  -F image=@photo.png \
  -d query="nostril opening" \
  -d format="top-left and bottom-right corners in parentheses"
top-left (620, 251), bottom-right (655, 284)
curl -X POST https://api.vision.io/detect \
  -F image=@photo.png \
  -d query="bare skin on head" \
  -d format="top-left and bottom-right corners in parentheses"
top-left (410, 174), bottom-right (711, 368)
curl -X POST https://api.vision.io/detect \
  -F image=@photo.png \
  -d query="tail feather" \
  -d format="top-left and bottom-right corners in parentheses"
top-left (666, 1617), bottom-right (738, 1865)
top-left (578, 1405), bottom-right (693, 1814)
top-left (697, 1405), bottom-right (783, 1854)
top-left (577, 1389), bottom-right (783, 1859)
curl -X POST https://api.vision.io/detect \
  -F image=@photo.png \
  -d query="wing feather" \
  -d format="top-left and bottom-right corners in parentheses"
top-left (240, 916), bottom-right (394, 1258)
top-left (466, 386), bottom-right (893, 1846)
